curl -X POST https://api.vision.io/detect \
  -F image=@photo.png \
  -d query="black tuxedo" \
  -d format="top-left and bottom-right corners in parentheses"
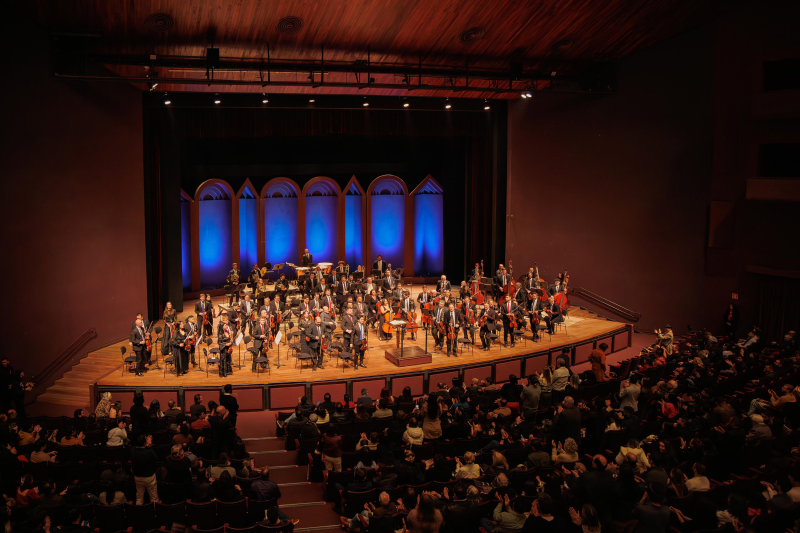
top-left (436, 280), bottom-right (452, 293)
top-left (499, 300), bottom-right (519, 344)
top-left (547, 284), bottom-right (562, 297)
top-left (372, 260), bottom-right (386, 275)
top-left (130, 325), bottom-right (147, 373)
top-left (341, 314), bottom-right (357, 346)
top-left (444, 310), bottom-right (463, 354)
top-left (306, 324), bottom-right (323, 368)
top-left (354, 301), bottom-right (367, 318)
top-left (301, 253), bottom-right (313, 267)
top-left (461, 300), bottom-right (477, 342)
top-left (432, 306), bottom-right (448, 347)
top-left (382, 276), bottom-right (396, 295)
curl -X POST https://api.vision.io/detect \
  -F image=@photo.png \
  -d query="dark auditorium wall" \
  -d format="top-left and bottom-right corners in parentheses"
top-left (507, 1), bottom-right (800, 334)
top-left (0, 12), bottom-right (147, 378)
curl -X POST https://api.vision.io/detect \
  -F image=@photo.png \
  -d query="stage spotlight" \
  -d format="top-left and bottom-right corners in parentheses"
top-left (526, 92), bottom-right (532, 98)
top-left (403, 102), bottom-right (410, 108)
top-left (484, 105), bottom-right (490, 110)
top-left (363, 102), bottom-right (369, 107)
top-left (164, 99), bottom-right (171, 105)
top-left (445, 104), bottom-right (452, 109)
top-left (214, 99), bottom-right (221, 104)
top-left (520, 94), bottom-right (527, 99)
top-left (262, 99), bottom-right (268, 103)
top-left (309, 99), bottom-right (315, 103)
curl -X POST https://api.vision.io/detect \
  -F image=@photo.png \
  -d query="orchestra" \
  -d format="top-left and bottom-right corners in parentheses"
top-left (128, 256), bottom-right (573, 378)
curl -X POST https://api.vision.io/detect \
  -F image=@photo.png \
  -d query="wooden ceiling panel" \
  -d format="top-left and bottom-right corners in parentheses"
top-left (20, 0), bottom-right (734, 98)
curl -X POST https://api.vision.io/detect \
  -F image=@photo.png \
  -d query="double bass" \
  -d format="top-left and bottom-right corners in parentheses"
top-left (502, 260), bottom-right (516, 296)
top-left (553, 269), bottom-right (571, 311)
top-left (471, 259), bottom-right (485, 305)
top-left (528, 262), bottom-right (544, 300)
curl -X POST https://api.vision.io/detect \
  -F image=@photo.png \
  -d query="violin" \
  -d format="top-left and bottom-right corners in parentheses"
top-left (509, 312), bottom-right (518, 330)
top-left (322, 335), bottom-right (328, 352)
top-left (479, 308), bottom-right (489, 327)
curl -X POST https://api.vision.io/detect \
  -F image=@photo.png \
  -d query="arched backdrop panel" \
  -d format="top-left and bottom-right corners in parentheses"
top-left (345, 185), bottom-right (363, 269)
top-left (198, 200), bottom-right (232, 289)
top-left (238, 187), bottom-right (258, 272)
top-left (180, 201), bottom-right (192, 291)
top-left (414, 195), bottom-right (444, 276)
top-left (304, 180), bottom-right (339, 264)
top-left (369, 177), bottom-right (406, 269)
top-left (263, 180), bottom-right (299, 273)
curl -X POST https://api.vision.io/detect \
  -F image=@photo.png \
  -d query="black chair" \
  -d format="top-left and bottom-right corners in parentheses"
top-left (250, 347), bottom-right (270, 376)
top-left (247, 498), bottom-right (279, 525)
top-left (206, 346), bottom-right (220, 377)
top-left (155, 501), bottom-right (187, 529)
top-left (125, 502), bottom-right (157, 532)
top-left (217, 499), bottom-right (249, 528)
top-left (121, 346), bottom-right (137, 375)
top-left (295, 352), bottom-right (314, 372)
top-left (93, 503), bottom-right (126, 533)
top-left (257, 523), bottom-right (295, 533)
top-left (341, 488), bottom-right (376, 516)
top-left (191, 526), bottom-right (225, 533)
top-left (185, 500), bottom-right (218, 529)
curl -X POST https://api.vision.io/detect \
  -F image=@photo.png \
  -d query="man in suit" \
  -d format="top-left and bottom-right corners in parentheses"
top-left (259, 296), bottom-right (274, 316)
top-left (249, 263), bottom-right (261, 287)
top-left (436, 275), bottom-right (451, 294)
top-left (335, 261), bottom-right (347, 279)
top-left (500, 294), bottom-right (518, 348)
top-left (398, 290), bottom-right (416, 341)
top-left (362, 276), bottom-right (377, 295)
top-left (528, 293), bottom-right (547, 338)
top-left (301, 248), bottom-right (313, 267)
top-left (320, 306), bottom-right (335, 346)
top-left (547, 279), bottom-right (562, 297)
top-left (219, 384), bottom-right (239, 427)
top-left (130, 318), bottom-right (147, 376)
top-left (417, 285), bottom-right (432, 306)
top-left (354, 295), bottom-right (368, 320)
top-left (315, 276), bottom-right (329, 297)
top-left (352, 316), bottom-right (368, 369)
top-left (337, 275), bottom-right (350, 310)
top-left (240, 294), bottom-right (256, 335)
top-left (307, 316), bottom-right (325, 371)
top-left (432, 299), bottom-right (447, 350)
top-left (341, 307), bottom-right (357, 355)
top-left (195, 294), bottom-right (213, 339)
top-left (322, 289), bottom-right (336, 318)
top-left (513, 284), bottom-right (526, 307)
top-left (547, 296), bottom-right (563, 334)
top-left (445, 303), bottom-right (464, 357)
top-left (495, 267), bottom-right (511, 301)
top-left (301, 273), bottom-right (315, 297)
top-left (251, 317), bottom-right (270, 371)
top-left (185, 315), bottom-right (198, 366)
top-left (311, 293), bottom-right (322, 316)
top-left (372, 255), bottom-right (386, 277)
top-left (479, 301), bottom-right (498, 351)
top-left (227, 302), bottom-right (243, 337)
top-left (275, 273), bottom-right (288, 298)
top-left (299, 295), bottom-right (313, 317)
top-left (382, 269), bottom-right (396, 297)
top-left (227, 263), bottom-right (242, 303)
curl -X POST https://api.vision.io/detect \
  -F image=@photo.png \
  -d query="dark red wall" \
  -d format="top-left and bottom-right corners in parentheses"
top-left (1, 12), bottom-right (147, 376)
top-left (507, 1), bottom-right (800, 335)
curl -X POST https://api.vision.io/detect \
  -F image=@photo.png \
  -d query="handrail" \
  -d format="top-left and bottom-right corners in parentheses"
top-left (570, 287), bottom-right (642, 322)
top-left (32, 328), bottom-right (97, 389)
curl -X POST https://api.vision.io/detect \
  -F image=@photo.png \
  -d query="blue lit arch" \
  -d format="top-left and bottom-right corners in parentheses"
top-left (236, 179), bottom-right (259, 275)
top-left (344, 176), bottom-right (365, 270)
top-left (302, 177), bottom-right (341, 265)
top-left (367, 175), bottom-right (407, 270)
top-left (195, 180), bottom-right (235, 289)
top-left (411, 175), bottom-right (444, 276)
top-left (261, 178), bottom-right (300, 274)
top-left (180, 189), bottom-right (193, 291)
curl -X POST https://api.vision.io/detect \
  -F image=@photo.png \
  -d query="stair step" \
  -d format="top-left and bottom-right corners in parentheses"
top-left (48, 383), bottom-right (88, 394)
top-left (58, 374), bottom-right (99, 385)
top-left (37, 393), bottom-right (87, 406)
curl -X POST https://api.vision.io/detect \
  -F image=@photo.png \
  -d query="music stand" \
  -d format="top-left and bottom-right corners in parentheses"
top-left (194, 338), bottom-right (211, 372)
top-left (421, 308), bottom-right (433, 356)
top-left (352, 271), bottom-right (364, 281)
top-left (390, 320), bottom-right (408, 358)
top-left (371, 269), bottom-right (382, 279)
top-left (151, 327), bottom-right (163, 370)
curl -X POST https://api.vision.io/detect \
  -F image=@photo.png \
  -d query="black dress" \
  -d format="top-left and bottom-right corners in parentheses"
top-left (170, 330), bottom-right (188, 374)
top-left (162, 309), bottom-right (177, 356)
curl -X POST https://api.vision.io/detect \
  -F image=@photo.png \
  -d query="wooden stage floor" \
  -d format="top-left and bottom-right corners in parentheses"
top-left (95, 289), bottom-right (627, 389)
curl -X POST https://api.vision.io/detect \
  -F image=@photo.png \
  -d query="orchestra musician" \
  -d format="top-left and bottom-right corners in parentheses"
top-left (301, 248), bottom-right (313, 267)
top-left (471, 262), bottom-right (483, 281)
top-left (316, 276), bottom-right (330, 297)
top-left (251, 316), bottom-right (270, 372)
top-left (513, 283), bottom-right (526, 307)
top-left (352, 316), bottom-right (368, 369)
top-left (354, 295), bottom-right (367, 320)
top-left (494, 267), bottom-right (511, 301)
top-left (217, 315), bottom-right (234, 377)
top-left (372, 255), bottom-right (386, 276)
top-left (547, 278), bottom-right (563, 297)
top-left (391, 282), bottom-right (403, 302)
top-left (398, 289), bottom-right (417, 341)
top-left (546, 296), bottom-right (564, 335)
top-left (241, 294), bottom-right (256, 335)
top-left (461, 296), bottom-right (477, 345)
top-left (341, 307), bottom-right (357, 355)
top-left (523, 270), bottom-right (538, 296)
top-left (185, 315), bottom-right (198, 366)
top-left (249, 263), bottom-right (261, 286)
top-left (417, 285), bottom-right (432, 306)
top-left (366, 289), bottom-right (379, 326)
top-left (301, 272), bottom-right (315, 297)
top-left (459, 281), bottom-right (470, 301)
top-left (130, 318), bottom-right (147, 377)
top-left (378, 298), bottom-right (393, 340)
top-left (441, 290), bottom-right (455, 308)
top-left (170, 321), bottom-right (188, 375)
top-left (298, 311), bottom-right (312, 354)
top-left (308, 316), bottom-right (325, 371)
top-left (495, 264), bottom-right (505, 278)
top-left (162, 302), bottom-right (177, 358)
top-left (320, 306), bottom-right (335, 347)
top-left (432, 299), bottom-right (447, 349)
top-left (445, 303), bottom-right (464, 357)
top-left (310, 293), bottom-right (322, 316)
top-left (275, 274), bottom-right (288, 298)
top-left (337, 275), bottom-right (350, 310)
top-left (254, 278), bottom-right (268, 307)
top-left (362, 276), bottom-right (378, 296)
top-left (195, 294), bottom-right (213, 339)
top-left (436, 275), bottom-right (451, 294)
top-left (383, 268), bottom-right (397, 297)
top-left (335, 261), bottom-right (347, 278)
top-left (299, 295), bottom-right (313, 317)
top-left (227, 263), bottom-right (242, 303)
top-left (500, 294), bottom-right (519, 348)
top-left (479, 299), bottom-right (498, 351)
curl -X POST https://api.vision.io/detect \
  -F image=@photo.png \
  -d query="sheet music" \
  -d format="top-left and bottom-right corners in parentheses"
top-left (234, 332), bottom-right (244, 346)
top-left (274, 331), bottom-right (283, 345)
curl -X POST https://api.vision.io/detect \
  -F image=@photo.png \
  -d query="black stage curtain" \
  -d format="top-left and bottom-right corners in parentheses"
top-left (755, 274), bottom-right (800, 343)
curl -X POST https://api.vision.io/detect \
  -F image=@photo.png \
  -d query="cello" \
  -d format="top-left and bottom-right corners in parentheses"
top-left (553, 269), bottom-right (571, 311)
top-left (382, 303), bottom-right (394, 337)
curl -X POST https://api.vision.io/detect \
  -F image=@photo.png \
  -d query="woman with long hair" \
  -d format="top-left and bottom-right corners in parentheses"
top-left (162, 301), bottom-right (177, 356)
top-left (422, 394), bottom-right (442, 440)
top-left (378, 298), bottom-right (393, 340)
top-left (539, 366), bottom-right (553, 409)
top-left (406, 493), bottom-right (443, 533)
top-left (569, 504), bottom-right (601, 533)
top-left (16, 474), bottom-right (39, 506)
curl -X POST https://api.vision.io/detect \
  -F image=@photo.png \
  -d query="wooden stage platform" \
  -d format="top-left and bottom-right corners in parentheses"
top-left (40, 289), bottom-right (632, 411)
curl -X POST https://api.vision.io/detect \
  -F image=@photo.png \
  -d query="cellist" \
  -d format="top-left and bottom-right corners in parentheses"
top-left (478, 299), bottom-right (498, 351)
top-left (461, 295), bottom-right (477, 345)
top-left (500, 294), bottom-right (519, 348)
top-left (432, 299), bottom-right (447, 350)
top-left (445, 303), bottom-right (464, 357)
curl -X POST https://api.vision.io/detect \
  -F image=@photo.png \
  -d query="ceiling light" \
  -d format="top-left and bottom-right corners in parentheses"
top-left (484, 105), bottom-right (490, 110)
top-left (520, 94), bottom-right (527, 98)
top-left (164, 99), bottom-right (171, 105)
top-left (403, 103), bottom-right (409, 108)
top-left (309, 99), bottom-right (315, 103)
top-left (262, 99), bottom-right (268, 103)
top-left (214, 99), bottom-right (221, 104)
top-left (526, 92), bottom-right (532, 98)
top-left (445, 104), bottom-right (452, 109)
top-left (363, 102), bottom-right (369, 107)
top-left (148, 82), bottom-right (158, 91)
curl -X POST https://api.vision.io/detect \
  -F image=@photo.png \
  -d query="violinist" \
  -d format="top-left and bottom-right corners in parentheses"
top-left (500, 294), bottom-right (519, 348)
top-left (417, 285), bottom-right (432, 305)
top-left (436, 275), bottom-right (451, 294)
top-left (130, 318), bottom-right (147, 377)
top-left (546, 296), bottom-right (563, 335)
top-left (259, 296), bottom-right (274, 316)
top-left (170, 321), bottom-right (188, 376)
top-left (461, 296), bottom-right (477, 345)
top-left (299, 295), bottom-right (313, 317)
top-left (445, 303), bottom-right (464, 357)
top-left (195, 294), bottom-right (213, 339)
top-left (228, 302), bottom-right (243, 335)
top-left (378, 298), bottom-right (393, 341)
top-left (513, 283), bottom-right (526, 307)
top-left (185, 315), bottom-right (198, 366)
top-left (217, 315), bottom-right (234, 377)
top-left (241, 294), bottom-right (256, 335)
top-left (399, 290), bottom-right (417, 341)
top-left (459, 281), bottom-right (470, 301)
top-left (251, 317), bottom-right (270, 372)
top-left (162, 301), bottom-right (177, 358)
top-left (547, 278), bottom-right (563, 297)
top-left (311, 293), bottom-right (322, 316)
top-left (301, 248), bottom-right (313, 267)
top-left (478, 300), bottom-right (498, 351)
top-left (432, 299), bottom-right (447, 349)
top-left (383, 268), bottom-right (397, 297)
top-left (352, 316), bottom-right (368, 369)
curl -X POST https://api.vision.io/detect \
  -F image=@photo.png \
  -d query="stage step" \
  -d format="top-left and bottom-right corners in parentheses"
top-left (37, 392), bottom-right (87, 407)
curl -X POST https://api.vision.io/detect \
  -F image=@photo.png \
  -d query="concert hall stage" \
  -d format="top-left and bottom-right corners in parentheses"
top-left (83, 291), bottom-right (632, 413)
